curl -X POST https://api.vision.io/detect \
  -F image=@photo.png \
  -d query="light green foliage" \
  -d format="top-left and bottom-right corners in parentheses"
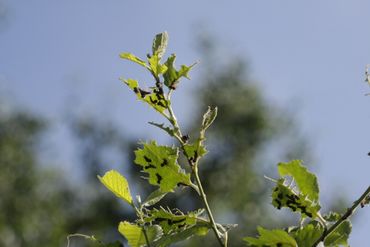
top-left (244, 227), bottom-right (297, 247)
top-left (153, 224), bottom-right (210, 247)
top-left (98, 170), bottom-right (133, 206)
top-left (291, 223), bottom-right (324, 247)
top-left (278, 160), bottom-right (319, 202)
top-left (118, 221), bottom-right (163, 247)
top-left (120, 53), bottom-right (149, 69)
top-left (183, 142), bottom-right (207, 162)
top-left (148, 54), bottom-right (168, 76)
top-left (134, 141), bottom-right (192, 192)
top-left (163, 54), bottom-right (196, 89)
top-left (323, 221), bottom-right (351, 246)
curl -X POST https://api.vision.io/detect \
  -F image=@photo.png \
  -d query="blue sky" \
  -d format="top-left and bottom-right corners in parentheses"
top-left (1, 0), bottom-right (370, 245)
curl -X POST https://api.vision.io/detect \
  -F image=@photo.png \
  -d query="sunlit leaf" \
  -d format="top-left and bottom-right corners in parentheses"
top-left (134, 141), bottom-right (192, 192)
top-left (118, 221), bottom-right (162, 247)
top-left (98, 170), bottom-right (133, 206)
top-left (163, 54), bottom-right (196, 89)
top-left (120, 53), bottom-right (149, 69)
top-left (122, 78), bottom-right (169, 113)
top-left (278, 160), bottom-right (319, 202)
top-left (148, 54), bottom-right (168, 76)
top-left (244, 226), bottom-right (297, 246)
top-left (183, 142), bottom-right (207, 162)
top-left (292, 223), bottom-right (324, 247)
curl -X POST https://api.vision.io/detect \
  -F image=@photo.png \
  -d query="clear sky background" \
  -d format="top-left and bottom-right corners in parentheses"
top-left (1, 0), bottom-right (370, 245)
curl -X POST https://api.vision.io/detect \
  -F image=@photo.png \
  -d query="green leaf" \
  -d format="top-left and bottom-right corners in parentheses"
top-left (323, 212), bottom-right (341, 222)
top-left (324, 220), bottom-right (351, 246)
top-left (152, 32), bottom-right (168, 59)
top-left (292, 223), bottom-right (324, 247)
top-left (163, 54), bottom-right (196, 89)
top-left (142, 189), bottom-right (168, 207)
top-left (122, 78), bottom-right (169, 113)
top-left (118, 221), bottom-right (162, 247)
top-left (145, 207), bottom-right (202, 234)
top-left (134, 141), bottom-right (192, 192)
top-left (153, 223), bottom-right (210, 247)
top-left (278, 160), bottom-right (319, 202)
top-left (271, 180), bottom-right (321, 219)
top-left (244, 227), bottom-right (297, 247)
top-left (201, 106), bottom-right (218, 132)
top-left (148, 54), bottom-right (168, 76)
top-left (98, 170), bottom-right (133, 206)
top-left (148, 122), bottom-right (175, 137)
top-left (120, 53), bottom-right (149, 69)
top-left (183, 142), bottom-right (207, 162)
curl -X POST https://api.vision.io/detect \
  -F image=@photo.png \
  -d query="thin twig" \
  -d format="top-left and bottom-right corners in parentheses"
top-left (164, 91), bottom-right (226, 247)
top-left (312, 186), bottom-right (370, 246)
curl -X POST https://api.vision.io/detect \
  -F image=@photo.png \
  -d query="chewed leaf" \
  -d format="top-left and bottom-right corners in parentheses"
top-left (120, 53), bottom-right (149, 69)
top-left (122, 78), bottom-right (169, 113)
top-left (243, 227), bottom-right (297, 246)
top-left (292, 223), bottom-right (324, 247)
top-left (278, 160), bottom-right (319, 202)
top-left (98, 170), bottom-right (133, 206)
top-left (145, 207), bottom-right (203, 234)
top-left (118, 221), bottom-right (162, 247)
top-left (134, 141), bottom-right (192, 192)
top-left (183, 142), bottom-right (207, 163)
top-left (324, 220), bottom-right (351, 246)
top-left (148, 122), bottom-right (175, 137)
top-left (163, 54), bottom-right (196, 89)
top-left (272, 180), bottom-right (320, 219)
top-left (152, 32), bottom-right (168, 59)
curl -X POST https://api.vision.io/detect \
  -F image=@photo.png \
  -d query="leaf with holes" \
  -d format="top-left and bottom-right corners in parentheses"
top-left (122, 78), bottom-right (169, 113)
top-left (272, 179), bottom-right (321, 219)
top-left (163, 54), bottom-right (196, 89)
top-left (145, 207), bottom-right (203, 234)
top-left (278, 160), bottom-right (319, 202)
top-left (134, 141), bottom-right (192, 192)
top-left (183, 142), bottom-right (207, 163)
